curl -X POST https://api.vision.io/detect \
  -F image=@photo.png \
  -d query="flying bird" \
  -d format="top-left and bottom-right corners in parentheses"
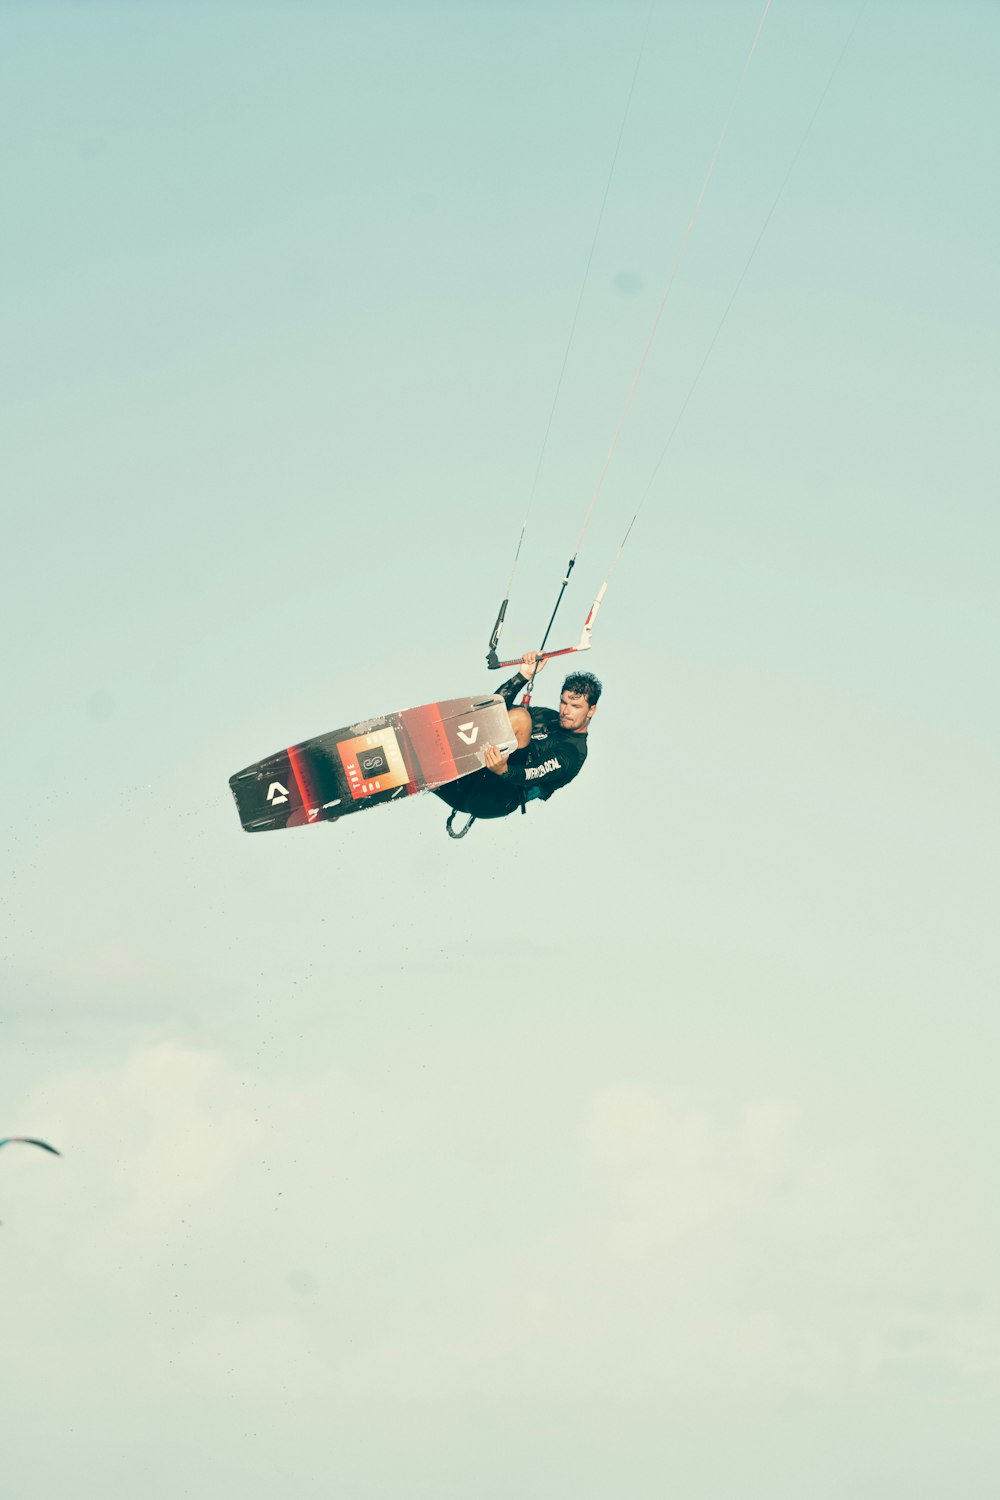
top-left (0, 1137), bottom-right (61, 1155)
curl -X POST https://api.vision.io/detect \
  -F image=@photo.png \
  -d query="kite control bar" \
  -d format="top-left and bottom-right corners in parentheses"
top-left (486, 583), bottom-right (606, 671)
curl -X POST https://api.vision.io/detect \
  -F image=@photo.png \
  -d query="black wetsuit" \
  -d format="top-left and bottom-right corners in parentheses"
top-left (434, 672), bottom-right (589, 820)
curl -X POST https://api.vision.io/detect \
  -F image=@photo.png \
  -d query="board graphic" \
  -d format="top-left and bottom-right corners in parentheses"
top-left (229, 695), bottom-right (516, 832)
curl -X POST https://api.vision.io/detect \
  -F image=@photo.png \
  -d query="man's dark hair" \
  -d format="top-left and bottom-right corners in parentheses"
top-left (561, 670), bottom-right (602, 706)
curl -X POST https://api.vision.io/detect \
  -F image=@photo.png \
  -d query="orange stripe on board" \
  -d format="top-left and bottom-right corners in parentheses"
top-left (286, 744), bottom-right (314, 819)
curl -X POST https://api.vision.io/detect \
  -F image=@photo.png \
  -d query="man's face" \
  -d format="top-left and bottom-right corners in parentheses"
top-left (559, 689), bottom-right (595, 733)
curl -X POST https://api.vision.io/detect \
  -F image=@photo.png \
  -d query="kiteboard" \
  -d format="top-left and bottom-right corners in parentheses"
top-left (229, 695), bottom-right (517, 832)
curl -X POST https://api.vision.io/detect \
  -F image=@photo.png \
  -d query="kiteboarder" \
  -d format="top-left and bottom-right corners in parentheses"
top-left (434, 650), bottom-right (601, 835)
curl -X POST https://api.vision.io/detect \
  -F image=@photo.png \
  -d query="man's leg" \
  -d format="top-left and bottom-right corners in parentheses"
top-left (432, 779), bottom-right (469, 811)
top-left (508, 706), bottom-right (532, 750)
top-left (432, 708), bottom-right (530, 816)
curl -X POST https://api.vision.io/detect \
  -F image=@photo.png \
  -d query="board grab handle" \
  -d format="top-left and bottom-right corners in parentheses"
top-left (486, 584), bottom-right (605, 672)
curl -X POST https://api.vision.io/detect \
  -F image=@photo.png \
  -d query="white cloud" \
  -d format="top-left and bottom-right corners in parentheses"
top-left (585, 1081), bottom-right (795, 1258)
top-left (4, 1049), bottom-right (998, 1500)
top-left (17, 1040), bottom-right (264, 1236)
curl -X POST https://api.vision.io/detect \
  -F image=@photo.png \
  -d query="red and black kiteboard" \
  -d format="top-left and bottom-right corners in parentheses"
top-left (229, 694), bottom-right (516, 832)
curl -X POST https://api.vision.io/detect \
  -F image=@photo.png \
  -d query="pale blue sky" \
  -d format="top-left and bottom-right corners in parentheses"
top-left (3, 4), bottom-right (999, 1497)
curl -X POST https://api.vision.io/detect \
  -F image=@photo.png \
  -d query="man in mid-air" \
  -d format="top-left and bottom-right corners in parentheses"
top-left (434, 651), bottom-right (601, 833)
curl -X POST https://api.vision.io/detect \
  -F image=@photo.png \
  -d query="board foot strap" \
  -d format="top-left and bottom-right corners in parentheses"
top-left (446, 810), bottom-right (476, 840)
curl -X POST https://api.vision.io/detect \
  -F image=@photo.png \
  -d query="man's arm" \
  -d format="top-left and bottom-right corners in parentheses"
top-left (495, 649), bottom-right (545, 708)
top-left (496, 672), bottom-right (527, 709)
top-left (483, 740), bottom-right (584, 797)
